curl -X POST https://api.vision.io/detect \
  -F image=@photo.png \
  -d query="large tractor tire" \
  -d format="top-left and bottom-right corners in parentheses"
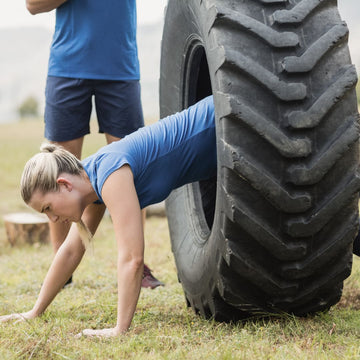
top-left (160, 0), bottom-right (360, 320)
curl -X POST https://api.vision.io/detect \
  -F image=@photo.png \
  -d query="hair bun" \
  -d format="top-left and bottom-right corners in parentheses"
top-left (40, 143), bottom-right (59, 153)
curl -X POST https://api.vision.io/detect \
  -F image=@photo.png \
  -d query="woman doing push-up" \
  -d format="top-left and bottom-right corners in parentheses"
top-left (0, 96), bottom-right (216, 337)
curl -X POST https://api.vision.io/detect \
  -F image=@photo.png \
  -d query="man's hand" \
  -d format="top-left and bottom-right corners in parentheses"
top-left (26, 0), bottom-right (68, 15)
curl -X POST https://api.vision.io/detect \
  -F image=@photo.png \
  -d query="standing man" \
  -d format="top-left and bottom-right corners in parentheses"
top-left (26, 0), bottom-right (163, 289)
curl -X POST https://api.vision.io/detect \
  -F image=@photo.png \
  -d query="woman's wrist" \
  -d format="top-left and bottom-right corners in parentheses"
top-left (30, 303), bottom-right (45, 318)
top-left (114, 323), bottom-right (129, 335)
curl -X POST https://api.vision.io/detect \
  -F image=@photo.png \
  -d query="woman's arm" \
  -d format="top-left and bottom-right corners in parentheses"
top-left (0, 223), bottom-right (85, 322)
top-left (0, 202), bottom-right (105, 323)
top-left (26, 0), bottom-right (68, 15)
top-left (79, 165), bottom-right (144, 337)
top-left (31, 221), bottom-right (86, 316)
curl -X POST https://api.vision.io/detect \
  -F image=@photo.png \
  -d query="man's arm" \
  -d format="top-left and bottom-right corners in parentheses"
top-left (26, 0), bottom-right (68, 15)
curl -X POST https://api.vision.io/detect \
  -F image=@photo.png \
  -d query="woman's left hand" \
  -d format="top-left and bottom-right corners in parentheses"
top-left (76, 327), bottom-right (121, 338)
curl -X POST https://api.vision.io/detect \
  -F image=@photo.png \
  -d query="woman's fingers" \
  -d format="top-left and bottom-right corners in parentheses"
top-left (0, 310), bottom-right (36, 323)
top-left (0, 313), bottom-right (24, 323)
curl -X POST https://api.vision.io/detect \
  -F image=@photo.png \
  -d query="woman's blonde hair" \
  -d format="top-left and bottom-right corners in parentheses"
top-left (20, 143), bottom-right (93, 249)
top-left (20, 143), bottom-right (83, 204)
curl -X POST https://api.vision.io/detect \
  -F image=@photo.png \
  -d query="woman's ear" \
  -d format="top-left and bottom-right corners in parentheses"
top-left (56, 176), bottom-right (73, 191)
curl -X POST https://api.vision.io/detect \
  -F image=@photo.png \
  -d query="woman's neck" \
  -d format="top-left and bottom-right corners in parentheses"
top-left (80, 170), bottom-right (100, 206)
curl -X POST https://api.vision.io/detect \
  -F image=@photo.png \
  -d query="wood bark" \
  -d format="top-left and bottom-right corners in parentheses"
top-left (3, 213), bottom-right (50, 246)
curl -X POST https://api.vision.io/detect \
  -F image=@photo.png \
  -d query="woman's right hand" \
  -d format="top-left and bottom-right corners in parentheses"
top-left (0, 310), bottom-right (37, 323)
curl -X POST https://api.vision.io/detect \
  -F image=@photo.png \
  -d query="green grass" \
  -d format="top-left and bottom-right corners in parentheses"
top-left (1, 120), bottom-right (360, 359)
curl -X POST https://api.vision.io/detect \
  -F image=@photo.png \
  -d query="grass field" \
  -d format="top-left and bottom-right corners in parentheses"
top-left (1, 119), bottom-right (360, 359)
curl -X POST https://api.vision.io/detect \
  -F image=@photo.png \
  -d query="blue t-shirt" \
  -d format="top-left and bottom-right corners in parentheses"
top-left (82, 96), bottom-right (216, 209)
top-left (48, 0), bottom-right (139, 80)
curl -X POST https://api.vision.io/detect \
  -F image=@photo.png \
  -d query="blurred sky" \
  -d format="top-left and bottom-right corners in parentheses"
top-left (0, 1), bottom-right (358, 64)
top-left (0, 0), bottom-right (168, 29)
top-left (0, 1), bottom-right (358, 123)
top-left (0, 1), bottom-right (358, 29)
top-left (0, 1), bottom-right (358, 83)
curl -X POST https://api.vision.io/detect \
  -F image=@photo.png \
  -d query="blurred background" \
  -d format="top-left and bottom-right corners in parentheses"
top-left (0, 0), bottom-right (358, 124)
top-left (0, 0), bottom-right (167, 124)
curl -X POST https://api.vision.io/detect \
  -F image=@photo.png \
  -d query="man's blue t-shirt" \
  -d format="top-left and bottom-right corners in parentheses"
top-left (82, 96), bottom-right (217, 209)
top-left (48, 0), bottom-right (139, 80)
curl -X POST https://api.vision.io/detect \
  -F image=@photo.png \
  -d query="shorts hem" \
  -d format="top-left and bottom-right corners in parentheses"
top-left (45, 130), bottom-right (91, 143)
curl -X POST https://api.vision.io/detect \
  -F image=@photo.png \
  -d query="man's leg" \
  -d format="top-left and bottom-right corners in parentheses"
top-left (48, 138), bottom-right (109, 289)
top-left (44, 77), bottom-right (93, 288)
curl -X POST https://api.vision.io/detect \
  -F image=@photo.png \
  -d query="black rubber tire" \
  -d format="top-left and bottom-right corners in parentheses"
top-left (160, 0), bottom-right (360, 320)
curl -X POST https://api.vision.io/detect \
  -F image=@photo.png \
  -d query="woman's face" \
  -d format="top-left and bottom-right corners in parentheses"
top-left (28, 185), bottom-right (83, 224)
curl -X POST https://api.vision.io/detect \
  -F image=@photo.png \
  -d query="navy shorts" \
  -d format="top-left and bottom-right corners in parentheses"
top-left (44, 76), bottom-right (144, 142)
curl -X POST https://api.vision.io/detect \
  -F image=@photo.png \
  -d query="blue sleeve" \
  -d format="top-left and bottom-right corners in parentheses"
top-left (83, 150), bottom-right (137, 203)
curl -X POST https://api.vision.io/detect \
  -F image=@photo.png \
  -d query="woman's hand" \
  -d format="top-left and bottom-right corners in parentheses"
top-left (0, 310), bottom-right (37, 323)
top-left (76, 327), bottom-right (121, 338)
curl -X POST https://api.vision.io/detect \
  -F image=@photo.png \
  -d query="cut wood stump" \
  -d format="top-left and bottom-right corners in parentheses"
top-left (3, 212), bottom-right (50, 246)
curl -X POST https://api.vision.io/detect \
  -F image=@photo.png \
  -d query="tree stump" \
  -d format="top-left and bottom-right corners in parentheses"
top-left (3, 212), bottom-right (50, 246)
